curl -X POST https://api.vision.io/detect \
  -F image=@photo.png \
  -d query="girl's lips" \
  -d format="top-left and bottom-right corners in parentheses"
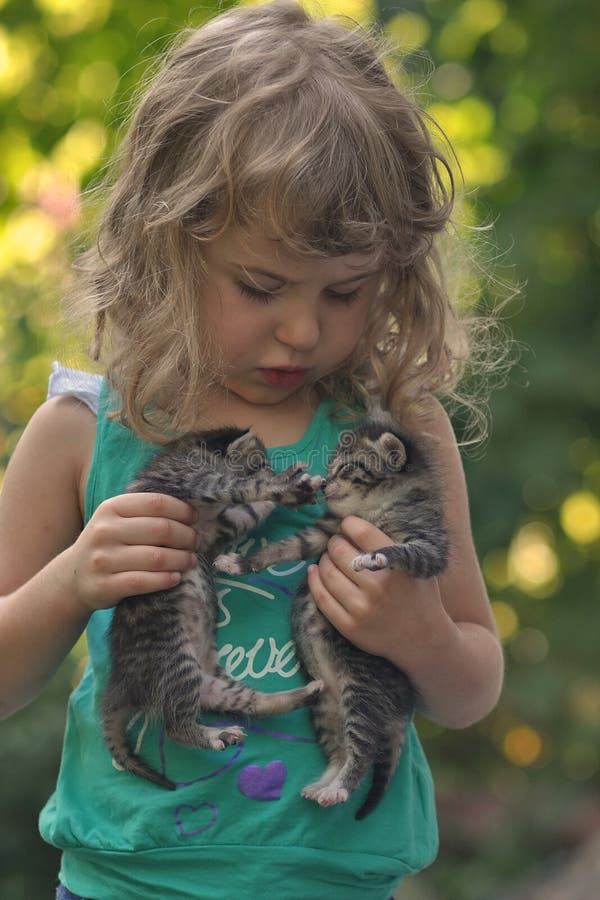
top-left (259, 368), bottom-right (309, 387)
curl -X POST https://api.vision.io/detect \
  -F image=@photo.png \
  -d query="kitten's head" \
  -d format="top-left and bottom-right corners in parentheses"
top-left (224, 428), bottom-right (271, 474)
top-left (177, 427), bottom-right (270, 475)
top-left (324, 421), bottom-right (430, 515)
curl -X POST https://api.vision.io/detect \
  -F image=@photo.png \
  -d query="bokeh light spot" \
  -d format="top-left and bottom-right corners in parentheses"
top-left (386, 12), bottom-right (431, 52)
top-left (508, 523), bottom-right (560, 596)
top-left (491, 600), bottom-right (518, 641)
top-left (503, 725), bottom-right (543, 767)
top-left (560, 491), bottom-right (600, 545)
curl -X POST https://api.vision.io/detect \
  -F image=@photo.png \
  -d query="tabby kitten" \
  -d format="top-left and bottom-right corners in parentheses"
top-left (215, 416), bottom-right (448, 819)
top-left (103, 427), bottom-right (323, 790)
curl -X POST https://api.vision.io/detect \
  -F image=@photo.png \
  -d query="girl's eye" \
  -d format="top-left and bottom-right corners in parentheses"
top-left (237, 281), bottom-right (276, 304)
top-left (325, 288), bottom-right (360, 304)
top-left (237, 281), bottom-right (361, 305)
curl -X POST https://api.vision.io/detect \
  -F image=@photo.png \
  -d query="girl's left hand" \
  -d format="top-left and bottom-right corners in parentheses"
top-left (307, 514), bottom-right (448, 666)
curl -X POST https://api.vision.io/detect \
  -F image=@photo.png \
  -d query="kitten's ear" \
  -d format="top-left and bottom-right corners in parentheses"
top-left (226, 429), bottom-right (259, 453)
top-left (226, 430), bottom-right (267, 469)
top-left (378, 433), bottom-right (407, 470)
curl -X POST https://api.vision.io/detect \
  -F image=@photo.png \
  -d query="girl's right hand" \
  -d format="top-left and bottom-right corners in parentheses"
top-left (64, 493), bottom-right (199, 613)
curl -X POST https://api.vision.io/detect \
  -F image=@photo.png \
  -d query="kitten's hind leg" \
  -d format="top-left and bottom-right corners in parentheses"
top-left (199, 672), bottom-right (323, 717)
top-left (303, 685), bottom-right (376, 808)
top-left (309, 752), bottom-right (373, 808)
top-left (301, 759), bottom-right (345, 802)
top-left (164, 716), bottom-right (245, 752)
top-left (300, 690), bottom-right (348, 804)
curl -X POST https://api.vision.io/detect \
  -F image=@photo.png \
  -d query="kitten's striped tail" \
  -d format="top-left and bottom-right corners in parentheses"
top-left (355, 720), bottom-right (408, 820)
top-left (103, 705), bottom-right (176, 791)
top-left (354, 756), bottom-right (395, 820)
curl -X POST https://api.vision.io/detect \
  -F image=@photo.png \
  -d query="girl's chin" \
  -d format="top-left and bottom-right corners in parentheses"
top-left (220, 379), bottom-right (310, 408)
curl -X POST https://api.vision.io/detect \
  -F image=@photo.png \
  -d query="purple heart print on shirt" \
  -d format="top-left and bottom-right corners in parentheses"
top-left (175, 802), bottom-right (218, 836)
top-left (237, 760), bottom-right (287, 800)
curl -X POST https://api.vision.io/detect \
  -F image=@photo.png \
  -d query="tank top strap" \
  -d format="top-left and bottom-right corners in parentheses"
top-left (47, 361), bottom-right (103, 415)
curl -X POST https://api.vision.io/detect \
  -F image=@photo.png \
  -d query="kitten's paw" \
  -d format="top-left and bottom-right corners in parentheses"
top-left (305, 679), bottom-right (324, 703)
top-left (214, 553), bottom-right (247, 575)
top-left (351, 551), bottom-right (389, 572)
top-left (214, 726), bottom-right (245, 750)
top-left (302, 784), bottom-right (349, 807)
top-left (280, 462), bottom-right (308, 480)
top-left (280, 473), bottom-right (324, 506)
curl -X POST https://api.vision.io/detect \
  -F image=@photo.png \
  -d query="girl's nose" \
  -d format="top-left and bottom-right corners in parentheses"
top-left (274, 304), bottom-right (320, 352)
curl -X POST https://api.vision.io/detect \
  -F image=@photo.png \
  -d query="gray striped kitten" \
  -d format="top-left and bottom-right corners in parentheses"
top-left (102, 427), bottom-right (323, 790)
top-left (215, 416), bottom-right (448, 819)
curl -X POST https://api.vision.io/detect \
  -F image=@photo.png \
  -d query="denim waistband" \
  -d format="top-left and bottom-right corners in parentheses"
top-left (56, 880), bottom-right (394, 900)
top-left (56, 885), bottom-right (93, 900)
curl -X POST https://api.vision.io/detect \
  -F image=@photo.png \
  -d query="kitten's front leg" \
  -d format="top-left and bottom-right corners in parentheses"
top-left (184, 464), bottom-right (321, 506)
top-left (214, 518), bottom-right (340, 575)
top-left (352, 539), bottom-right (447, 578)
top-left (272, 466), bottom-right (324, 507)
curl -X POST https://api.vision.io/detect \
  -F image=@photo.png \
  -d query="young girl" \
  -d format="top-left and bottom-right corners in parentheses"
top-left (0, 2), bottom-right (504, 898)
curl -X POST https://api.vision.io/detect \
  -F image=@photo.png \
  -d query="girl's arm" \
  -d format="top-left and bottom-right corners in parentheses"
top-left (307, 401), bottom-right (504, 729)
top-left (0, 396), bottom-right (198, 719)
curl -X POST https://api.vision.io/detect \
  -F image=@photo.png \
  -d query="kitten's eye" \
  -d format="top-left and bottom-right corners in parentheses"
top-left (340, 461), bottom-right (368, 476)
top-left (404, 463), bottom-right (414, 472)
top-left (247, 456), bottom-right (268, 472)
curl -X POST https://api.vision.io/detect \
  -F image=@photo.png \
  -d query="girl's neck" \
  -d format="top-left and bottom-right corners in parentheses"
top-left (192, 387), bottom-right (320, 448)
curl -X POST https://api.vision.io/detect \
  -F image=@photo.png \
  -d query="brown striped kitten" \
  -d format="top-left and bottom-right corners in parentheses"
top-left (102, 427), bottom-right (323, 790)
top-left (215, 415), bottom-right (448, 819)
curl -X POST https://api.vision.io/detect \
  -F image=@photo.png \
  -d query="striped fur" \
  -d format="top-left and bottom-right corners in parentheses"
top-left (103, 427), bottom-right (323, 789)
top-left (215, 416), bottom-right (448, 818)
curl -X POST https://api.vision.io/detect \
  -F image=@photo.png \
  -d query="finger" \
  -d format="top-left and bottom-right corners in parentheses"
top-left (317, 549), bottom-right (358, 601)
top-left (110, 492), bottom-right (198, 525)
top-left (89, 544), bottom-right (196, 577)
top-left (307, 563), bottom-right (355, 636)
top-left (117, 516), bottom-right (198, 551)
top-left (111, 569), bottom-right (184, 600)
top-left (339, 515), bottom-right (392, 552)
top-left (326, 532), bottom-right (406, 591)
top-left (325, 534), bottom-right (378, 586)
top-left (118, 546), bottom-right (197, 575)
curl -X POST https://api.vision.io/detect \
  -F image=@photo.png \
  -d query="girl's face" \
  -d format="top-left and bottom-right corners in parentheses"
top-left (199, 226), bottom-right (381, 413)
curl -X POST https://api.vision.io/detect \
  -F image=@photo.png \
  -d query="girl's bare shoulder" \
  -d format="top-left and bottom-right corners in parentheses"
top-left (24, 394), bottom-right (95, 510)
top-left (0, 396), bottom-right (96, 592)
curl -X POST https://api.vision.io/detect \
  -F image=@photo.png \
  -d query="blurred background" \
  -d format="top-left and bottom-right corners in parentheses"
top-left (0, 1), bottom-right (598, 898)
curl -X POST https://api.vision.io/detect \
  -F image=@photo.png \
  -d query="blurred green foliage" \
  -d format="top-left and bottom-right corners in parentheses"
top-left (0, 1), bottom-right (598, 899)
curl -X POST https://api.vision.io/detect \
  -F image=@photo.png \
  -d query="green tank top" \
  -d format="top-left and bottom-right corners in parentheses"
top-left (39, 380), bottom-right (438, 900)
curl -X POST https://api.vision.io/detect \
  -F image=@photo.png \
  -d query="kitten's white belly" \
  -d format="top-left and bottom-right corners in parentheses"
top-left (305, 622), bottom-right (343, 702)
top-left (180, 567), bottom-right (217, 666)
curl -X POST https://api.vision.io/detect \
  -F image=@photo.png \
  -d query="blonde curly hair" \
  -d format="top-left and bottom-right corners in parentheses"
top-left (72, 0), bottom-right (492, 443)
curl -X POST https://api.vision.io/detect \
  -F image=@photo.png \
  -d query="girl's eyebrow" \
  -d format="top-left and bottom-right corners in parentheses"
top-left (234, 264), bottom-right (381, 287)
